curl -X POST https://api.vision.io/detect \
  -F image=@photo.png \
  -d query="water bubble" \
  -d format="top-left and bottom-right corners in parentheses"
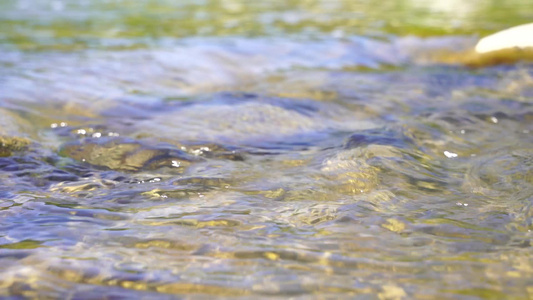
top-left (444, 151), bottom-right (458, 158)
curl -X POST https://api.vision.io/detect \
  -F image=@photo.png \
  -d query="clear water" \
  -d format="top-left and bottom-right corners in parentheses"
top-left (1, 0), bottom-right (532, 299)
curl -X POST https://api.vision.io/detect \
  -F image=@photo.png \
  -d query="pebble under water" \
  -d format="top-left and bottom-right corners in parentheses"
top-left (1, 1), bottom-right (533, 299)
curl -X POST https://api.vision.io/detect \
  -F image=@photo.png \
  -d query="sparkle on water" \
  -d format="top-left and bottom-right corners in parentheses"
top-left (0, 0), bottom-right (533, 299)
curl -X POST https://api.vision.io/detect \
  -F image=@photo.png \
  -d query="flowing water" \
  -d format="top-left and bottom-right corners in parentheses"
top-left (1, 0), bottom-right (533, 299)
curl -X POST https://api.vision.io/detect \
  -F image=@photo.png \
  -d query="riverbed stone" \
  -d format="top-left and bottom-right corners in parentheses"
top-left (0, 136), bottom-right (31, 157)
top-left (60, 137), bottom-right (199, 172)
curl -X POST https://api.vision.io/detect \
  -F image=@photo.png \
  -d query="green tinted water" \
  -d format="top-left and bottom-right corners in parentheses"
top-left (0, 0), bottom-right (532, 299)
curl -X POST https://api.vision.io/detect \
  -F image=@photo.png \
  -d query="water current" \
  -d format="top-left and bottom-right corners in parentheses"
top-left (1, 0), bottom-right (532, 299)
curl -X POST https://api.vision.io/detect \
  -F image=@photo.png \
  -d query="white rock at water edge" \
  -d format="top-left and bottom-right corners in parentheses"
top-left (475, 23), bottom-right (533, 54)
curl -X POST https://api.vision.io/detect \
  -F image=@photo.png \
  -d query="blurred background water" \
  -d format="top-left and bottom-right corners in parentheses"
top-left (0, 0), bottom-right (532, 299)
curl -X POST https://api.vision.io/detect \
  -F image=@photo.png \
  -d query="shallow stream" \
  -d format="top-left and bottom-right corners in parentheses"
top-left (1, 1), bottom-right (532, 299)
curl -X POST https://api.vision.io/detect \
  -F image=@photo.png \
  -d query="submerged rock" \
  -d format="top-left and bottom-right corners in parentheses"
top-left (60, 137), bottom-right (200, 172)
top-left (432, 46), bottom-right (533, 67)
top-left (431, 23), bottom-right (533, 67)
top-left (134, 94), bottom-right (375, 148)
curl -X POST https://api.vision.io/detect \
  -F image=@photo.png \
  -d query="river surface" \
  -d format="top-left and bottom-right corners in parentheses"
top-left (1, 1), bottom-right (533, 299)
